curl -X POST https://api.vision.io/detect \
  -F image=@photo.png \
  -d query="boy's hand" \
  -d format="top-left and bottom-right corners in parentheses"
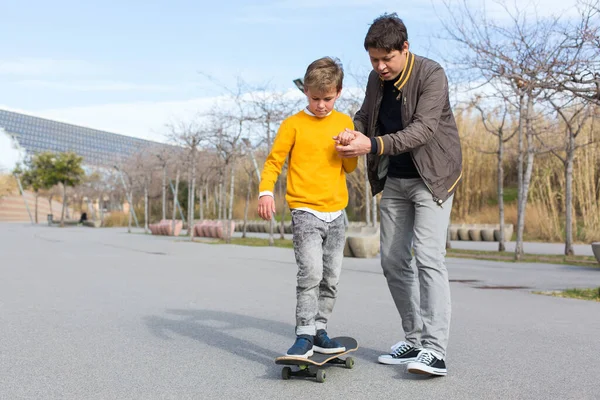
top-left (333, 128), bottom-right (357, 146)
top-left (257, 195), bottom-right (276, 220)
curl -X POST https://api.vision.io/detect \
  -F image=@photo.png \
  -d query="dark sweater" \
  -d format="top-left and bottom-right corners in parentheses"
top-left (377, 79), bottom-right (419, 179)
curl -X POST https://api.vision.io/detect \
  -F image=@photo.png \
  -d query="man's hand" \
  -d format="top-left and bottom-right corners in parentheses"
top-left (333, 128), bottom-right (357, 146)
top-left (257, 195), bottom-right (276, 220)
top-left (335, 130), bottom-right (372, 158)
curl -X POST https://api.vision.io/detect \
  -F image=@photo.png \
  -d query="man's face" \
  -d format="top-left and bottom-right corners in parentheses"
top-left (368, 46), bottom-right (408, 81)
top-left (304, 87), bottom-right (341, 117)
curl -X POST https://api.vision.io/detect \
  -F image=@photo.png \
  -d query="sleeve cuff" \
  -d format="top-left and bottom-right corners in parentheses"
top-left (259, 191), bottom-right (274, 199)
top-left (370, 137), bottom-right (378, 155)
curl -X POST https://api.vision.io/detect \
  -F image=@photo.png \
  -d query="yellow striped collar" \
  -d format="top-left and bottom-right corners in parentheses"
top-left (393, 51), bottom-right (415, 91)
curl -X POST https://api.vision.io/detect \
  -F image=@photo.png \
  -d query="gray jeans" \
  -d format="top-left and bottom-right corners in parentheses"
top-left (380, 177), bottom-right (453, 359)
top-left (292, 210), bottom-right (346, 336)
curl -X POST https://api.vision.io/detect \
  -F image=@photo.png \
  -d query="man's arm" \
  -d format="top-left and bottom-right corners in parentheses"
top-left (377, 66), bottom-right (448, 155)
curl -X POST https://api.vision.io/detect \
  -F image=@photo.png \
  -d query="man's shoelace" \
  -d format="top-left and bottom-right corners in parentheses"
top-left (416, 350), bottom-right (435, 365)
top-left (390, 341), bottom-right (412, 356)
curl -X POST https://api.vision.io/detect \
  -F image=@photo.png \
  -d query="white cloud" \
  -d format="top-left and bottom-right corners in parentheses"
top-left (0, 128), bottom-right (26, 173)
top-left (0, 58), bottom-right (104, 77)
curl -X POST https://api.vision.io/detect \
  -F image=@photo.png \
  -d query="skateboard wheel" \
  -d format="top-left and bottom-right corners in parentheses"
top-left (345, 357), bottom-right (355, 369)
top-left (316, 369), bottom-right (326, 383)
top-left (281, 367), bottom-right (291, 380)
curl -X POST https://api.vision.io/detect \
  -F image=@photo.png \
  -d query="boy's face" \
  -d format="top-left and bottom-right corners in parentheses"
top-left (368, 44), bottom-right (409, 81)
top-left (304, 87), bottom-right (341, 118)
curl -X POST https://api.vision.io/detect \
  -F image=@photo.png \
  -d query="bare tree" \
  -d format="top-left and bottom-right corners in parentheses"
top-left (441, 0), bottom-right (573, 259)
top-left (542, 96), bottom-right (595, 254)
top-left (472, 96), bottom-right (519, 251)
top-left (167, 121), bottom-right (206, 237)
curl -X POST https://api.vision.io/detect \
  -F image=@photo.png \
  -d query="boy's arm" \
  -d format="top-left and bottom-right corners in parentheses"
top-left (342, 156), bottom-right (358, 173)
top-left (259, 120), bottom-right (295, 193)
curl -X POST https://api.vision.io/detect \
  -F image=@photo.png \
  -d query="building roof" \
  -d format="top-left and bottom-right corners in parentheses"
top-left (0, 109), bottom-right (167, 167)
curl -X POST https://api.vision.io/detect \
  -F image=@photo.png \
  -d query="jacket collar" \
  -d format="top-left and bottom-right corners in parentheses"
top-left (392, 51), bottom-right (415, 91)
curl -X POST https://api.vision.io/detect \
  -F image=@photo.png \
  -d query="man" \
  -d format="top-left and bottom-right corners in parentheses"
top-left (335, 13), bottom-right (462, 376)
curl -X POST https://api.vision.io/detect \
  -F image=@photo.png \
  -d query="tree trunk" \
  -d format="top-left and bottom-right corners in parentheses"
top-left (144, 183), bottom-right (149, 234)
top-left (515, 94), bottom-right (526, 260)
top-left (228, 165), bottom-right (235, 221)
top-left (371, 195), bottom-right (378, 225)
top-left (162, 165), bottom-right (167, 220)
top-left (205, 183), bottom-right (210, 218)
top-left (498, 133), bottom-right (506, 252)
top-left (213, 184), bottom-right (218, 218)
top-left (243, 175), bottom-right (251, 239)
top-left (199, 182), bottom-right (204, 221)
top-left (226, 165), bottom-right (235, 243)
top-left (364, 157), bottom-right (371, 225)
top-left (516, 94), bottom-right (535, 260)
top-left (172, 169), bottom-right (180, 235)
top-left (564, 132), bottom-right (575, 256)
top-left (60, 182), bottom-right (67, 227)
top-left (189, 154), bottom-right (196, 236)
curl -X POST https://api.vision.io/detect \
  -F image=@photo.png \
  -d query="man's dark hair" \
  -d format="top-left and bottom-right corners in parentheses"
top-left (364, 13), bottom-right (408, 52)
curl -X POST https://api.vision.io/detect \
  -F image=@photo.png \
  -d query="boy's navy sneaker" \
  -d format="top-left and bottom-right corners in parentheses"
top-left (406, 349), bottom-right (447, 376)
top-left (313, 329), bottom-right (346, 354)
top-left (286, 334), bottom-right (314, 358)
top-left (378, 341), bottom-right (421, 365)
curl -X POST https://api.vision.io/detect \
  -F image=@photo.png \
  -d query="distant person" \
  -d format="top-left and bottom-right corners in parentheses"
top-left (78, 212), bottom-right (88, 225)
top-left (257, 57), bottom-right (358, 357)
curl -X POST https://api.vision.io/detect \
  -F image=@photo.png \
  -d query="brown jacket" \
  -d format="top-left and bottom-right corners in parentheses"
top-left (354, 52), bottom-right (462, 205)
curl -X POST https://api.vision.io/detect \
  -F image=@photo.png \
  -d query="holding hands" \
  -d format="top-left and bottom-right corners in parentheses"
top-left (334, 128), bottom-right (373, 158)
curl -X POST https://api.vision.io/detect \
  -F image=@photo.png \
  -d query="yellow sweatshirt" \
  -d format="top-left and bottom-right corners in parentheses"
top-left (259, 109), bottom-right (358, 212)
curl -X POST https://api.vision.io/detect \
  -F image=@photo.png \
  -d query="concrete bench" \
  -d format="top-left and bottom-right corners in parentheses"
top-left (344, 225), bottom-right (380, 258)
top-left (450, 224), bottom-right (514, 242)
top-left (193, 220), bottom-right (235, 239)
top-left (149, 219), bottom-right (183, 236)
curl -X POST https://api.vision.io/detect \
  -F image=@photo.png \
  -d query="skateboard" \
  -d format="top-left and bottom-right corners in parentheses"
top-left (275, 336), bottom-right (358, 383)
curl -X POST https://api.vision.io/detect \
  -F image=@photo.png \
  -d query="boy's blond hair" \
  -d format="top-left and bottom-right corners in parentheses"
top-left (303, 57), bottom-right (344, 94)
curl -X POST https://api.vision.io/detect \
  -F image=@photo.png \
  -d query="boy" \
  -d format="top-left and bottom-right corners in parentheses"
top-left (257, 57), bottom-right (358, 358)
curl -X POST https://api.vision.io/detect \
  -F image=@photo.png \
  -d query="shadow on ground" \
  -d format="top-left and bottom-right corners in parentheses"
top-left (144, 309), bottom-right (425, 381)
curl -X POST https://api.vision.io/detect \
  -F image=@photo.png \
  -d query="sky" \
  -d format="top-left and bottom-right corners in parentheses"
top-left (0, 0), bottom-right (582, 166)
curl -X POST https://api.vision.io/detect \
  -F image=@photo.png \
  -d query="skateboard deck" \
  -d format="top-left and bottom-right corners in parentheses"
top-left (275, 336), bottom-right (358, 382)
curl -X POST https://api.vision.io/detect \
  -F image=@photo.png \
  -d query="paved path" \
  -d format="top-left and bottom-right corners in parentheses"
top-left (1, 224), bottom-right (599, 399)
top-left (233, 230), bottom-right (597, 256)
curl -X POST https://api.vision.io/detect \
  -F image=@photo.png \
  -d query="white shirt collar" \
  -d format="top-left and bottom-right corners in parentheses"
top-left (303, 107), bottom-right (332, 117)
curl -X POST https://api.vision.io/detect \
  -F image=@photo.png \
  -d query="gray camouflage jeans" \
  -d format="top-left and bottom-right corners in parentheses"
top-left (291, 210), bottom-right (346, 336)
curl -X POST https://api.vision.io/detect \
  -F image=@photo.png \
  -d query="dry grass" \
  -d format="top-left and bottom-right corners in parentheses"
top-left (102, 211), bottom-right (130, 227)
top-left (450, 110), bottom-right (600, 243)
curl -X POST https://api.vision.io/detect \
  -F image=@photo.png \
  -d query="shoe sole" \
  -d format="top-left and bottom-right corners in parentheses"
top-left (406, 361), bottom-right (447, 376)
top-left (285, 349), bottom-right (314, 358)
top-left (378, 355), bottom-right (417, 365)
top-left (313, 346), bottom-right (345, 354)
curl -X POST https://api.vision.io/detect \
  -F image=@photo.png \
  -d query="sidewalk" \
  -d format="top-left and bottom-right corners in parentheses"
top-left (449, 240), bottom-right (595, 257)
